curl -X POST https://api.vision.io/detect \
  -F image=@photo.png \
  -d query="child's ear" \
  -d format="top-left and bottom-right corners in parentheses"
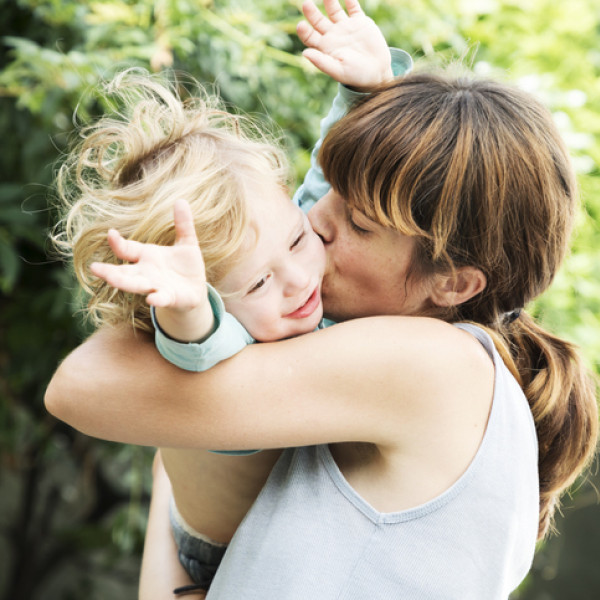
top-left (430, 267), bottom-right (487, 308)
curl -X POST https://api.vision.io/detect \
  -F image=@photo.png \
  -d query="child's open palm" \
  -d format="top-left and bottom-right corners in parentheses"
top-left (90, 199), bottom-right (208, 312)
top-left (297, 0), bottom-right (393, 91)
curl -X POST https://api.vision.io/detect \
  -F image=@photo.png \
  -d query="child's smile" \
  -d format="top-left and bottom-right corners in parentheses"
top-left (218, 180), bottom-right (325, 341)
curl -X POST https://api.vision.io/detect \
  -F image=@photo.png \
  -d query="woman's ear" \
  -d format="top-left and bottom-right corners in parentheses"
top-left (430, 267), bottom-right (487, 307)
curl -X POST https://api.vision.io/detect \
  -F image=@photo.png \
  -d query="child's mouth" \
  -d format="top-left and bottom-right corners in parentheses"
top-left (284, 287), bottom-right (320, 319)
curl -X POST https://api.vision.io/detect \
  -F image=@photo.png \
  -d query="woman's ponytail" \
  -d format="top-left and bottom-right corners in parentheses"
top-left (502, 312), bottom-right (598, 539)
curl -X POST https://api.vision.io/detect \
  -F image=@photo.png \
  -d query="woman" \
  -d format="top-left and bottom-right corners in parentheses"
top-left (45, 1), bottom-right (597, 598)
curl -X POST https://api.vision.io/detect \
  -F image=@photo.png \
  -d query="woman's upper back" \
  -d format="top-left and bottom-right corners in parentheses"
top-left (205, 324), bottom-right (539, 599)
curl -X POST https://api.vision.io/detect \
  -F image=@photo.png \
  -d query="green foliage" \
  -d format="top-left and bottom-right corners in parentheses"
top-left (1, 0), bottom-right (599, 598)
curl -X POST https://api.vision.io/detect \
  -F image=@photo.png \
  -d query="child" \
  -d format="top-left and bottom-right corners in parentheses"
top-left (53, 67), bottom-right (326, 589)
top-left (54, 1), bottom-right (412, 592)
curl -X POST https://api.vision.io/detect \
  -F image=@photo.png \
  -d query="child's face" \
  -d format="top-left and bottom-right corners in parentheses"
top-left (218, 183), bottom-right (326, 342)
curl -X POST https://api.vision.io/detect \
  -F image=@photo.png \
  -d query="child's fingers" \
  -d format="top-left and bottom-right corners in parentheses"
top-left (107, 229), bottom-right (145, 263)
top-left (146, 289), bottom-right (173, 308)
top-left (297, 20), bottom-right (322, 49)
top-left (323, 0), bottom-right (350, 22)
top-left (342, 0), bottom-right (364, 17)
top-left (147, 289), bottom-right (203, 310)
top-left (302, 48), bottom-right (343, 80)
top-left (90, 260), bottom-right (120, 283)
top-left (173, 199), bottom-right (199, 247)
top-left (302, 0), bottom-right (333, 34)
top-left (90, 261), bottom-right (154, 295)
top-left (90, 261), bottom-right (107, 280)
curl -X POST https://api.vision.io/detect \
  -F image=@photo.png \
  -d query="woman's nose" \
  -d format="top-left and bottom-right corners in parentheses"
top-left (307, 192), bottom-right (335, 244)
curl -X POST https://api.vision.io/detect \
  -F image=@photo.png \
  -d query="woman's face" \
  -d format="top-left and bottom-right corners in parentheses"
top-left (307, 189), bottom-right (432, 322)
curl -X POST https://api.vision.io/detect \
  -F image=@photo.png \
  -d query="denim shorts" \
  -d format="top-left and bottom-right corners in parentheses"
top-left (170, 498), bottom-right (228, 591)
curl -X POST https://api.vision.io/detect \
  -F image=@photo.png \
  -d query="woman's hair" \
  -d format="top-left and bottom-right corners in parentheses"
top-left (53, 69), bottom-right (289, 331)
top-left (319, 70), bottom-right (598, 539)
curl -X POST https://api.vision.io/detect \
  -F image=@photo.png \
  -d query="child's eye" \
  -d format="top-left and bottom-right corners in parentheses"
top-left (248, 276), bottom-right (268, 294)
top-left (290, 231), bottom-right (305, 250)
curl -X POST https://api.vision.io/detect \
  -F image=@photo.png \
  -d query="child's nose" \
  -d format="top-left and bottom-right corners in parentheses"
top-left (282, 260), bottom-right (311, 297)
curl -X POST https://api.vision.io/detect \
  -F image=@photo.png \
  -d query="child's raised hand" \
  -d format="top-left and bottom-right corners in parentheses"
top-left (297, 0), bottom-right (393, 91)
top-left (90, 198), bottom-right (208, 313)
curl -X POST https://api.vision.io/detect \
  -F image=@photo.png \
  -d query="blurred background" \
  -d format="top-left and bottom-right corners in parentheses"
top-left (1, 0), bottom-right (599, 598)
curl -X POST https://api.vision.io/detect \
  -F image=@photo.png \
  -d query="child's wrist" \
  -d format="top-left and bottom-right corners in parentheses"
top-left (349, 66), bottom-right (394, 93)
top-left (154, 295), bottom-right (216, 343)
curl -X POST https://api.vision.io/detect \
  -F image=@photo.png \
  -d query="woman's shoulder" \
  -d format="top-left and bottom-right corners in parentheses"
top-left (313, 315), bottom-right (495, 426)
top-left (316, 317), bottom-right (497, 509)
top-left (319, 315), bottom-right (493, 385)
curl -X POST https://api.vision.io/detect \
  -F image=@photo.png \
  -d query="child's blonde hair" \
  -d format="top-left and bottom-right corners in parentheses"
top-left (53, 69), bottom-right (290, 331)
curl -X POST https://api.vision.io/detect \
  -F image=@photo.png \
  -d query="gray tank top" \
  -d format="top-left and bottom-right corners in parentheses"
top-left (206, 324), bottom-right (539, 599)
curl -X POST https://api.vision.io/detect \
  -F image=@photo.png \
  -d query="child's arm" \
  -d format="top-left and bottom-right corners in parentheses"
top-left (293, 0), bottom-right (412, 213)
top-left (90, 198), bottom-right (214, 344)
top-left (91, 198), bottom-right (254, 372)
top-left (297, 0), bottom-right (393, 91)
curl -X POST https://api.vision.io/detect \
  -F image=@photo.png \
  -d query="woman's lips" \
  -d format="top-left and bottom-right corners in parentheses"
top-left (285, 287), bottom-right (321, 319)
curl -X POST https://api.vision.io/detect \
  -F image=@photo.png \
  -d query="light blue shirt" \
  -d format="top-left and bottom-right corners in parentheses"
top-left (151, 284), bottom-right (253, 372)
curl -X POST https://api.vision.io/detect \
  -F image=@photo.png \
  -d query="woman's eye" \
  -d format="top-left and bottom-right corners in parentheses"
top-left (248, 276), bottom-right (268, 294)
top-left (346, 208), bottom-right (372, 235)
top-left (349, 218), bottom-right (370, 235)
top-left (290, 231), bottom-right (305, 250)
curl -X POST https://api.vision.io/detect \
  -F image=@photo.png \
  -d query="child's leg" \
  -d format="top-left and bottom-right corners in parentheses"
top-left (159, 447), bottom-right (281, 587)
top-left (161, 448), bottom-right (281, 543)
top-left (139, 451), bottom-right (203, 599)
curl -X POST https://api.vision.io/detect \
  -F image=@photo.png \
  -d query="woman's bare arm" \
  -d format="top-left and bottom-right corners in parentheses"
top-left (44, 317), bottom-right (490, 453)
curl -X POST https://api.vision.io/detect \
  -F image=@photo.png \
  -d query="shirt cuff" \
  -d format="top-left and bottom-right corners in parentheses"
top-left (152, 284), bottom-right (254, 372)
